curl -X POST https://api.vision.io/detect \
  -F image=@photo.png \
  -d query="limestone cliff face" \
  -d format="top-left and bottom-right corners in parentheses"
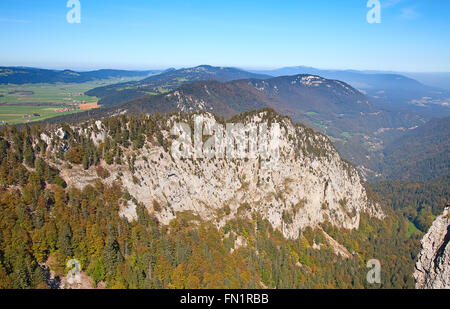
top-left (46, 110), bottom-right (384, 239)
top-left (414, 207), bottom-right (450, 289)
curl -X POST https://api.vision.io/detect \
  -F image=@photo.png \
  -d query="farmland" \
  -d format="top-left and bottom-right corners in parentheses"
top-left (0, 77), bottom-right (143, 124)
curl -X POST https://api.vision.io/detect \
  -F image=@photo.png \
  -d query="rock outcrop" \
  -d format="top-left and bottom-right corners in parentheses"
top-left (414, 206), bottom-right (450, 289)
top-left (47, 110), bottom-right (384, 239)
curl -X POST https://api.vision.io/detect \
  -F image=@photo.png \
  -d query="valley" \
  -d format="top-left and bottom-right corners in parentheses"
top-left (0, 70), bottom-right (159, 124)
top-left (0, 82), bottom-right (100, 124)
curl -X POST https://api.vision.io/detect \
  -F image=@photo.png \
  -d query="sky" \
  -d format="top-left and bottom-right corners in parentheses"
top-left (0, 0), bottom-right (449, 72)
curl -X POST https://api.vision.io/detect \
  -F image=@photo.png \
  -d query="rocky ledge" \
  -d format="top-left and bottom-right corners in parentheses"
top-left (414, 206), bottom-right (450, 289)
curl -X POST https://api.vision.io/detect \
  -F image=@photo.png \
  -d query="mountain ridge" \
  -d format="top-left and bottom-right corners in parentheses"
top-left (0, 67), bottom-right (159, 84)
top-left (250, 66), bottom-right (450, 117)
top-left (85, 65), bottom-right (272, 107)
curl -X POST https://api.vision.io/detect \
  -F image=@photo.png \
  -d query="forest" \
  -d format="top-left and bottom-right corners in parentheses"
top-left (0, 114), bottom-right (447, 289)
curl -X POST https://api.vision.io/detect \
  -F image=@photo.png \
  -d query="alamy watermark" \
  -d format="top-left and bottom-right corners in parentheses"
top-left (65, 1), bottom-right (380, 25)
top-left (366, 259), bottom-right (381, 284)
top-left (367, 0), bottom-right (381, 24)
top-left (170, 115), bottom-right (281, 162)
top-left (67, 0), bottom-right (81, 24)
top-left (66, 259), bottom-right (82, 284)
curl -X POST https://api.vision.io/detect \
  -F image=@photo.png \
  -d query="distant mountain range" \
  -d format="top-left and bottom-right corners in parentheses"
top-left (251, 66), bottom-right (450, 117)
top-left (402, 72), bottom-right (450, 91)
top-left (0, 67), bottom-right (159, 84)
top-left (82, 64), bottom-right (449, 119)
top-left (113, 74), bottom-right (372, 119)
top-left (3, 65), bottom-right (449, 119)
top-left (46, 73), bottom-right (376, 124)
top-left (85, 65), bottom-right (271, 107)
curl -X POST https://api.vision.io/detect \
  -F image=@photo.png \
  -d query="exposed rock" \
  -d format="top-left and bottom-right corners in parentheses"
top-left (119, 200), bottom-right (138, 222)
top-left (58, 271), bottom-right (105, 289)
top-left (52, 110), bottom-right (384, 239)
top-left (414, 206), bottom-right (450, 289)
top-left (56, 127), bottom-right (67, 139)
top-left (319, 227), bottom-right (352, 259)
top-left (40, 133), bottom-right (52, 145)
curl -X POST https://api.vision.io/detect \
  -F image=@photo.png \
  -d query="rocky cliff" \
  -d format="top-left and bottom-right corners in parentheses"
top-left (414, 206), bottom-right (450, 289)
top-left (43, 110), bottom-right (383, 240)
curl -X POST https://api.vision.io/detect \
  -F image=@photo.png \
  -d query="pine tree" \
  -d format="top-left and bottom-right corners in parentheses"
top-left (103, 229), bottom-right (122, 280)
top-left (58, 223), bottom-right (73, 257)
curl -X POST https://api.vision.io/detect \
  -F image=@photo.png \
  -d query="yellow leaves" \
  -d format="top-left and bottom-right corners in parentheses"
top-left (352, 239), bottom-right (360, 252)
top-left (203, 272), bottom-right (226, 289)
top-left (299, 235), bottom-right (311, 250)
top-left (85, 225), bottom-right (105, 258)
top-left (47, 251), bottom-right (67, 277)
top-left (31, 229), bottom-right (48, 263)
top-left (229, 276), bottom-right (242, 289)
top-left (154, 255), bottom-right (172, 283)
top-left (42, 221), bottom-right (57, 252)
top-left (111, 280), bottom-right (127, 289)
top-left (239, 269), bottom-right (252, 286)
top-left (170, 263), bottom-right (186, 289)
top-left (0, 265), bottom-right (14, 289)
top-left (296, 271), bottom-right (306, 283)
top-left (65, 145), bottom-right (84, 164)
top-left (290, 249), bottom-right (299, 264)
top-left (53, 186), bottom-right (67, 207)
top-left (185, 274), bottom-right (201, 289)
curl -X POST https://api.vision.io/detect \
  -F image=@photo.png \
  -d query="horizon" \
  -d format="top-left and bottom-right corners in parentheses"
top-left (1, 0), bottom-right (449, 72)
top-left (2, 64), bottom-right (450, 75)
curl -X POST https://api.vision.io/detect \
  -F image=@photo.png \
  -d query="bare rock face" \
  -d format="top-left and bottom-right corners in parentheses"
top-left (49, 110), bottom-right (384, 239)
top-left (414, 207), bottom-right (450, 289)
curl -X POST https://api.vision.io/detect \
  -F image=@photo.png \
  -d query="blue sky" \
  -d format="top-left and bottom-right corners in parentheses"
top-left (0, 0), bottom-right (449, 72)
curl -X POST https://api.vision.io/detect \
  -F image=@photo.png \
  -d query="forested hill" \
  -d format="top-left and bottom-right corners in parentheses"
top-left (0, 67), bottom-right (159, 84)
top-left (370, 174), bottom-right (450, 232)
top-left (85, 65), bottom-right (272, 107)
top-left (379, 116), bottom-right (450, 181)
top-left (42, 74), bottom-right (372, 123)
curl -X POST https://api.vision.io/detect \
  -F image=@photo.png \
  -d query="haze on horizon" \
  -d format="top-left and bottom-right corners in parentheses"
top-left (0, 0), bottom-right (449, 73)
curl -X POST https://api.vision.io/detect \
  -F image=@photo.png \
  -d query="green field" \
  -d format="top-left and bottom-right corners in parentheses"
top-left (0, 77), bottom-right (143, 125)
top-left (407, 221), bottom-right (420, 238)
top-left (0, 106), bottom-right (83, 124)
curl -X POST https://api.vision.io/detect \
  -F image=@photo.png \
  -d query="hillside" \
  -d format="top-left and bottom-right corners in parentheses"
top-left (85, 65), bottom-right (272, 107)
top-left (100, 75), bottom-right (373, 121)
top-left (0, 67), bottom-right (158, 85)
top-left (370, 174), bottom-right (449, 232)
top-left (252, 66), bottom-right (450, 118)
top-left (379, 116), bottom-right (450, 181)
top-left (100, 73), bottom-right (431, 144)
top-left (0, 108), bottom-right (424, 289)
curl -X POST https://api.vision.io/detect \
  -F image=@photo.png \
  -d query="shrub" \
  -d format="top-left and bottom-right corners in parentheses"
top-left (96, 166), bottom-right (110, 179)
